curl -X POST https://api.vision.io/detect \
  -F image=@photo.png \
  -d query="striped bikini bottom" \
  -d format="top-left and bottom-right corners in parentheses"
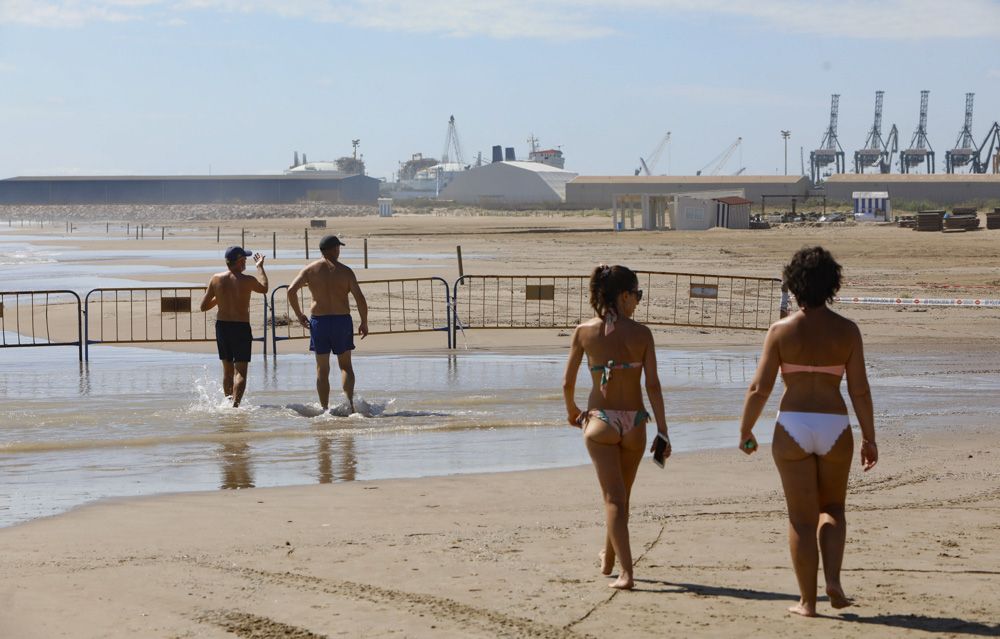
top-left (579, 408), bottom-right (650, 436)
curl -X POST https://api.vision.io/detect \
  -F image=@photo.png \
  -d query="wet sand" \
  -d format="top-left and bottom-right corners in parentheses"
top-left (2, 208), bottom-right (1000, 637)
top-left (1, 423), bottom-right (997, 638)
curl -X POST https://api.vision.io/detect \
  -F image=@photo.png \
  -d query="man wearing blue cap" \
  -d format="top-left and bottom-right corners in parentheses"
top-left (287, 234), bottom-right (368, 413)
top-left (199, 246), bottom-right (268, 407)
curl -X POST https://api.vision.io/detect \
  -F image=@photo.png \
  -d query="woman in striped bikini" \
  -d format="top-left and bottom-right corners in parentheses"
top-left (739, 246), bottom-right (878, 617)
top-left (563, 264), bottom-right (669, 590)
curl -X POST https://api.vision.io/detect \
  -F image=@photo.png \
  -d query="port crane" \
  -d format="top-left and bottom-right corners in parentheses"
top-left (441, 115), bottom-right (466, 167)
top-left (635, 132), bottom-right (671, 176)
top-left (854, 91), bottom-right (896, 173)
top-left (900, 90), bottom-right (935, 173)
top-left (809, 94), bottom-right (846, 183)
top-left (968, 121), bottom-right (1000, 173)
top-left (696, 137), bottom-right (742, 176)
top-left (946, 93), bottom-right (978, 173)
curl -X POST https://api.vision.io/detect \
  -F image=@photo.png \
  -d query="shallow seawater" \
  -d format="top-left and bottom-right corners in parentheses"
top-left (1, 340), bottom-right (998, 528)
top-left (0, 234), bottom-right (448, 293)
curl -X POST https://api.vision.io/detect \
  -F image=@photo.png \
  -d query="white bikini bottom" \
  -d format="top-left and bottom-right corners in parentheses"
top-left (776, 411), bottom-right (850, 456)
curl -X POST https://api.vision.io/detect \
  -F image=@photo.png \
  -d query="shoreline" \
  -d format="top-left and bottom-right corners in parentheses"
top-left (1, 422), bottom-right (997, 638)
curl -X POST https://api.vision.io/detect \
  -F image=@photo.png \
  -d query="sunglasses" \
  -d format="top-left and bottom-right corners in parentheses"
top-left (632, 289), bottom-right (643, 302)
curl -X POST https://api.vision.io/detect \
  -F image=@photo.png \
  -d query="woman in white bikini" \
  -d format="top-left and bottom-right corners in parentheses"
top-left (739, 246), bottom-right (877, 617)
top-left (563, 264), bottom-right (670, 590)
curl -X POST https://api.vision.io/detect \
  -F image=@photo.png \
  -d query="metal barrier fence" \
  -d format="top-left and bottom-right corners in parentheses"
top-left (2, 273), bottom-right (775, 360)
top-left (0, 290), bottom-right (83, 361)
top-left (83, 287), bottom-right (269, 360)
top-left (270, 277), bottom-right (452, 353)
top-left (451, 272), bottom-right (781, 344)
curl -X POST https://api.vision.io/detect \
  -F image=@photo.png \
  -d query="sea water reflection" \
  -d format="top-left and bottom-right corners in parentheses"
top-left (1, 344), bottom-right (998, 528)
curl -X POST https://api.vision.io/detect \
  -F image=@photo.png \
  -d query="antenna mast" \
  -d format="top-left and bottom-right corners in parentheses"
top-left (441, 115), bottom-right (466, 167)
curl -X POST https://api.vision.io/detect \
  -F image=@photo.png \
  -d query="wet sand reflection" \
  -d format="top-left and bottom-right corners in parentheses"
top-left (317, 431), bottom-right (356, 483)
top-left (218, 415), bottom-right (254, 490)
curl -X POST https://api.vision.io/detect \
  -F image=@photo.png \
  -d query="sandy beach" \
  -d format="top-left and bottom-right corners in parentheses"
top-left (1, 424), bottom-right (997, 638)
top-left (2, 206), bottom-right (999, 637)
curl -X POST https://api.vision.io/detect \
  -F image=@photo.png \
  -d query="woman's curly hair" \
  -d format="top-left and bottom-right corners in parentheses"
top-left (782, 246), bottom-right (842, 309)
top-left (589, 264), bottom-right (638, 318)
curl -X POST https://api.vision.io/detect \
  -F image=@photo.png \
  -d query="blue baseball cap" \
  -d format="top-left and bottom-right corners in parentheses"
top-left (225, 246), bottom-right (252, 262)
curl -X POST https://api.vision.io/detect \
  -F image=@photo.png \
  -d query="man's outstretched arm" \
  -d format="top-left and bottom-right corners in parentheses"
top-left (251, 253), bottom-right (269, 294)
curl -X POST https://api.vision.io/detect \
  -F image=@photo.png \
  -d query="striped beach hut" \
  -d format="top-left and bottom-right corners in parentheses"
top-left (714, 196), bottom-right (752, 229)
top-left (852, 191), bottom-right (891, 221)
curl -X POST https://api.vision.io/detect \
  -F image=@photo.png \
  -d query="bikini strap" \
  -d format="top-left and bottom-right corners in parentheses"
top-left (603, 308), bottom-right (618, 336)
top-left (597, 360), bottom-right (615, 396)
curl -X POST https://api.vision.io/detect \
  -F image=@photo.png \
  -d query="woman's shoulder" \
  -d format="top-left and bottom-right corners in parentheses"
top-left (826, 307), bottom-right (861, 332)
top-left (619, 318), bottom-right (654, 341)
top-left (574, 317), bottom-right (603, 337)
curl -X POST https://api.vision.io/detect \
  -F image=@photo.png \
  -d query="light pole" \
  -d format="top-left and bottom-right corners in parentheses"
top-left (780, 130), bottom-right (791, 175)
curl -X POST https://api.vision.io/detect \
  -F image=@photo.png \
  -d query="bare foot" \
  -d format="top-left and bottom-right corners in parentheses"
top-left (826, 585), bottom-right (852, 609)
top-left (598, 550), bottom-right (614, 576)
top-left (788, 601), bottom-right (816, 617)
top-left (609, 575), bottom-right (634, 590)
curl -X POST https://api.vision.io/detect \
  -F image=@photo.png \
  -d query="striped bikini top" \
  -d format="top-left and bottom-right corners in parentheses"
top-left (780, 362), bottom-right (846, 377)
top-left (590, 360), bottom-right (642, 396)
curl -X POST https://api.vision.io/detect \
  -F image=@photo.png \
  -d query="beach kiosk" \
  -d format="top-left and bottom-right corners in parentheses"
top-left (852, 191), bottom-right (891, 221)
top-left (377, 197), bottom-right (393, 217)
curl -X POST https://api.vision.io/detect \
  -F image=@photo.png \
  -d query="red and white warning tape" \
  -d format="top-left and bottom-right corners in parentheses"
top-left (833, 295), bottom-right (1000, 307)
top-left (843, 281), bottom-right (1000, 291)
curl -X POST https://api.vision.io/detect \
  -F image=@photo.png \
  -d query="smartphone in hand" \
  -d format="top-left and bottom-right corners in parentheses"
top-left (652, 432), bottom-right (670, 468)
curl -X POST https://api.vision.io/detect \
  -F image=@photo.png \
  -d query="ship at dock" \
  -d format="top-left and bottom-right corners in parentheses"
top-left (383, 117), bottom-right (565, 197)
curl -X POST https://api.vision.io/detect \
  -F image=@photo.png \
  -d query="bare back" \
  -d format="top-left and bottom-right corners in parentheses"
top-left (210, 271), bottom-right (261, 322)
top-left (295, 259), bottom-right (356, 315)
top-left (575, 317), bottom-right (650, 410)
top-left (772, 307), bottom-right (863, 414)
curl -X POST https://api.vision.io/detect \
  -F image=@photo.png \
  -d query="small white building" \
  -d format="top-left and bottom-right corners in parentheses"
top-left (852, 191), bottom-right (891, 221)
top-left (440, 161), bottom-right (578, 206)
top-left (670, 191), bottom-right (751, 230)
top-left (612, 190), bottom-right (751, 231)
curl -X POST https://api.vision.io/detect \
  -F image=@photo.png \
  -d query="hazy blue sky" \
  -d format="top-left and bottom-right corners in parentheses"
top-left (2, 1), bottom-right (999, 179)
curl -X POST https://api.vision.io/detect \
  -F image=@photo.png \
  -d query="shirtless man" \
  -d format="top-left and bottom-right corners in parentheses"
top-left (287, 235), bottom-right (369, 412)
top-left (199, 246), bottom-right (268, 407)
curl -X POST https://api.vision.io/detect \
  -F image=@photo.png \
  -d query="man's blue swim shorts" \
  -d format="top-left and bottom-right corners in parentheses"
top-left (309, 314), bottom-right (355, 355)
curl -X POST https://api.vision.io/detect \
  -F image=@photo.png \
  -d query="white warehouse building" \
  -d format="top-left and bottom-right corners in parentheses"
top-left (440, 161), bottom-right (579, 206)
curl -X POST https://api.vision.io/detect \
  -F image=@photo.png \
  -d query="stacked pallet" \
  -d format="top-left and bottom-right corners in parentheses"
top-left (943, 215), bottom-right (980, 231)
top-left (896, 216), bottom-right (917, 228)
top-left (915, 210), bottom-right (945, 231)
top-left (987, 208), bottom-right (1000, 230)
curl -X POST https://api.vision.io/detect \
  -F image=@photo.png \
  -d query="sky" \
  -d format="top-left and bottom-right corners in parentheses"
top-left (2, 0), bottom-right (1000, 180)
